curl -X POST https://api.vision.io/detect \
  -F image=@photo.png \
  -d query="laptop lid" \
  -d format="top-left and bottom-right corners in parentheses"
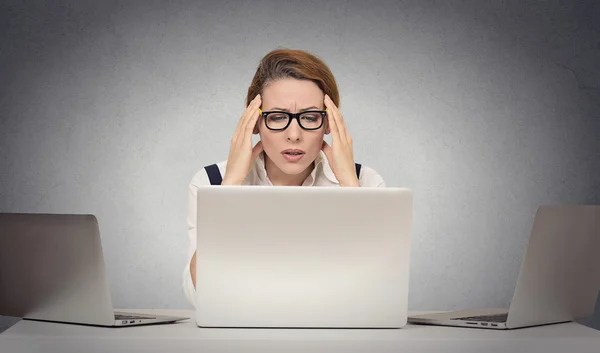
top-left (0, 213), bottom-right (116, 326)
top-left (195, 186), bottom-right (412, 328)
top-left (506, 204), bottom-right (600, 328)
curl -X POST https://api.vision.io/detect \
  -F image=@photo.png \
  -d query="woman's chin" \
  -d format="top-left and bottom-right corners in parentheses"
top-left (275, 159), bottom-right (313, 176)
top-left (279, 164), bottom-right (309, 176)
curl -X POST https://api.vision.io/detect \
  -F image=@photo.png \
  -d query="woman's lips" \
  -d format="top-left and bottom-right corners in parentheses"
top-left (282, 149), bottom-right (305, 163)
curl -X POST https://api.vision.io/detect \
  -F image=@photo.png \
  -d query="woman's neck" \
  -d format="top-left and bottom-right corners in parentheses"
top-left (264, 154), bottom-right (314, 186)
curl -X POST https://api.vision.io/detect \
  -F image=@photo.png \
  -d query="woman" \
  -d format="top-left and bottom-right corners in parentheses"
top-left (183, 49), bottom-right (386, 307)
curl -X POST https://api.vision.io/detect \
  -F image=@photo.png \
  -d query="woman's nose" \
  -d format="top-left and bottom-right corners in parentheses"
top-left (285, 119), bottom-right (302, 141)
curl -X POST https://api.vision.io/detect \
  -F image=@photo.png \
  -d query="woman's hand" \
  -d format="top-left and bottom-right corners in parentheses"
top-left (321, 94), bottom-right (360, 187)
top-left (221, 94), bottom-right (264, 185)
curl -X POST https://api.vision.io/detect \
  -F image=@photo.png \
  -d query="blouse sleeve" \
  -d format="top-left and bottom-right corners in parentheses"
top-left (182, 168), bottom-right (211, 308)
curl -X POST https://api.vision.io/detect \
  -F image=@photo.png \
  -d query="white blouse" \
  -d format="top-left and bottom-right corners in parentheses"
top-left (182, 151), bottom-right (386, 307)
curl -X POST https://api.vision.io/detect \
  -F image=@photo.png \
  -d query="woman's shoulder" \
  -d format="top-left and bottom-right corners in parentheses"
top-left (189, 160), bottom-right (228, 187)
top-left (357, 164), bottom-right (386, 187)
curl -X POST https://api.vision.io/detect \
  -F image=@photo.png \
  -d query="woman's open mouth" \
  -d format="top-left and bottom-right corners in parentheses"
top-left (281, 149), bottom-right (305, 162)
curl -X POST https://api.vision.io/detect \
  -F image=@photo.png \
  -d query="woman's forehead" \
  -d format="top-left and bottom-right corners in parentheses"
top-left (262, 79), bottom-right (324, 109)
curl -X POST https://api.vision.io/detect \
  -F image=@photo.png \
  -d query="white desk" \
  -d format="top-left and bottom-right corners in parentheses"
top-left (1, 309), bottom-right (599, 353)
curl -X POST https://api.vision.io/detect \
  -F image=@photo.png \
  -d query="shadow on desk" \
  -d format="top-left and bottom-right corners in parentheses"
top-left (0, 316), bottom-right (21, 334)
top-left (1, 314), bottom-right (600, 334)
top-left (577, 317), bottom-right (600, 331)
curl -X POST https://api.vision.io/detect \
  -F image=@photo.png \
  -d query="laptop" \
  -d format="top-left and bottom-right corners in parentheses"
top-left (408, 204), bottom-right (600, 329)
top-left (0, 213), bottom-right (188, 327)
top-left (194, 185), bottom-right (413, 328)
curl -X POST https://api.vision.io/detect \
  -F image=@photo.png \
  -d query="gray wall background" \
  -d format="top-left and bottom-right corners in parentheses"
top-left (1, 0), bottom-right (599, 332)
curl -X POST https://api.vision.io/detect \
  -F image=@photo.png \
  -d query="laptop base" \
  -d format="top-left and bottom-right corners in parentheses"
top-left (409, 308), bottom-right (509, 330)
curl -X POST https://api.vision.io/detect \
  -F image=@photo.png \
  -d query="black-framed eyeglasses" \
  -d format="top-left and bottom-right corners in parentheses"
top-left (259, 108), bottom-right (327, 131)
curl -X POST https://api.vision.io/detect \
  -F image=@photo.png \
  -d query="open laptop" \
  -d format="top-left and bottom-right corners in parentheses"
top-left (194, 186), bottom-right (413, 328)
top-left (0, 213), bottom-right (188, 327)
top-left (408, 204), bottom-right (600, 330)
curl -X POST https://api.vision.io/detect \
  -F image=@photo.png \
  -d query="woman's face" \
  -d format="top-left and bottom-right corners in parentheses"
top-left (257, 78), bottom-right (327, 176)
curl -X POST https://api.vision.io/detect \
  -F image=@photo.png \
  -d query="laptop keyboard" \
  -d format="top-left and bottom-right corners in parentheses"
top-left (452, 313), bottom-right (508, 323)
top-left (114, 314), bottom-right (156, 320)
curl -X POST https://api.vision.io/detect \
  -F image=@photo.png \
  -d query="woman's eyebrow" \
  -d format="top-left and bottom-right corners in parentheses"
top-left (270, 106), bottom-right (320, 112)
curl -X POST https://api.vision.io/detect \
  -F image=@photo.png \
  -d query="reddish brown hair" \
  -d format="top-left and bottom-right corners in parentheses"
top-left (246, 48), bottom-right (340, 108)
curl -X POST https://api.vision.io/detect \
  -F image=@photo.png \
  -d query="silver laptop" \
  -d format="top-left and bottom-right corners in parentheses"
top-left (408, 204), bottom-right (600, 329)
top-left (0, 213), bottom-right (188, 327)
top-left (194, 186), bottom-right (413, 328)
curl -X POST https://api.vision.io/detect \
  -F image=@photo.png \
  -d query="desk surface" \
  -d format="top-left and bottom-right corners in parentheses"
top-left (1, 309), bottom-right (599, 353)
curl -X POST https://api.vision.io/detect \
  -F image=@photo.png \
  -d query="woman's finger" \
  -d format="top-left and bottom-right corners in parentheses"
top-left (240, 108), bottom-right (260, 148)
top-left (234, 95), bottom-right (261, 146)
top-left (240, 95), bottom-right (261, 131)
top-left (324, 95), bottom-right (347, 145)
top-left (232, 95), bottom-right (260, 144)
top-left (325, 94), bottom-right (352, 143)
top-left (324, 96), bottom-right (342, 145)
top-left (244, 98), bottom-right (262, 136)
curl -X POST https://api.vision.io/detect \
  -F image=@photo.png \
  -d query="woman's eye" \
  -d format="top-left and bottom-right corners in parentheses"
top-left (301, 114), bottom-right (319, 122)
top-left (268, 115), bottom-right (287, 121)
